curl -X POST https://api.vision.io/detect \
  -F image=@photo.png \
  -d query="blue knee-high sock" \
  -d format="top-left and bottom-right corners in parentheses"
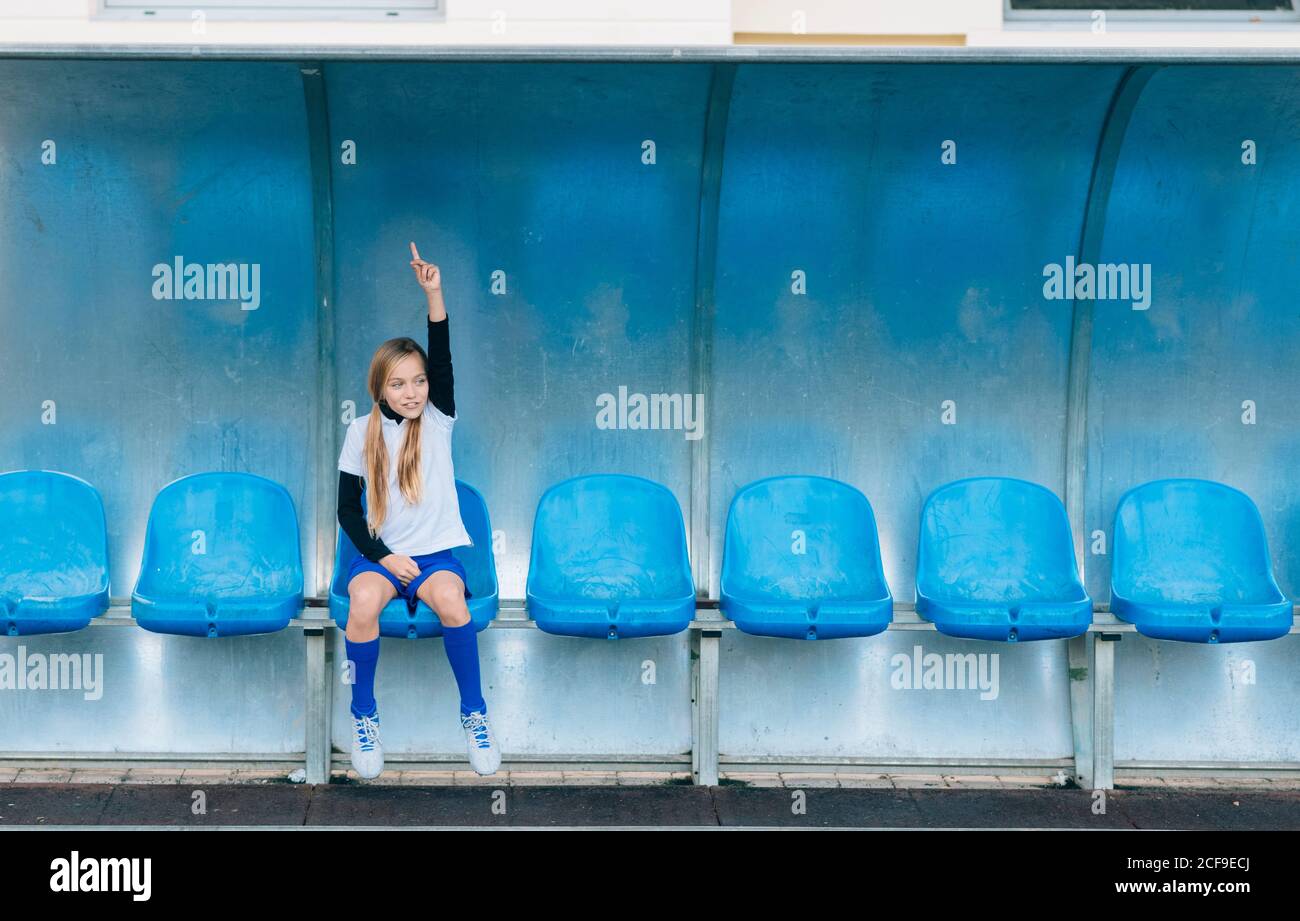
top-left (441, 622), bottom-right (486, 716)
top-left (346, 637), bottom-right (380, 718)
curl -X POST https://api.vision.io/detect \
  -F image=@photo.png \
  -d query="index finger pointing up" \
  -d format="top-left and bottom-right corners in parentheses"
top-left (409, 241), bottom-right (421, 262)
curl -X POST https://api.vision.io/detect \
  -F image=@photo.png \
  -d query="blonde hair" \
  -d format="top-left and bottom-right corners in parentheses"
top-left (361, 336), bottom-right (428, 539)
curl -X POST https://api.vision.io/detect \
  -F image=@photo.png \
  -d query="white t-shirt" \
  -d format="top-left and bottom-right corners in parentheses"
top-left (337, 400), bottom-right (473, 556)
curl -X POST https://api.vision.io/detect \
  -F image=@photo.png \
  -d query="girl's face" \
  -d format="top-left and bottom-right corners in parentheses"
top-left (384, 352), bottom-right (429, 418)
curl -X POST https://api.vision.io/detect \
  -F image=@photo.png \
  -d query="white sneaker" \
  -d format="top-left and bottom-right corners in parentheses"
top-left (460, 709), bottom-right (501, 775)
top-left (351, 709), bottom-right (384, 780)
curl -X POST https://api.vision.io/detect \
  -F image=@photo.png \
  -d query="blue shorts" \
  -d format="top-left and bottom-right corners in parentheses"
top-left (347, 548), bottom-right (472, 613)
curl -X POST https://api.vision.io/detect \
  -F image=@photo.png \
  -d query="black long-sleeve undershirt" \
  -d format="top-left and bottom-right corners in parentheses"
top-left (337, 470), bottom-right (392, 562)
top-left (425, 314), bottom-right (455, 418)
top-left (336, 315), bottom-right (455, 563)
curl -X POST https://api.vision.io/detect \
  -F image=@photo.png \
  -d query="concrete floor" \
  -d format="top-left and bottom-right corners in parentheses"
top-left (1, 772), bottom-right (1297, 828)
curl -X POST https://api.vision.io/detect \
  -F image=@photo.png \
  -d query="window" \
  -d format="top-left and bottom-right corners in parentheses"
top-left (1006, 0), bottom-right (1300, 20)
top-left (96, 1), bottom-right (444, 21)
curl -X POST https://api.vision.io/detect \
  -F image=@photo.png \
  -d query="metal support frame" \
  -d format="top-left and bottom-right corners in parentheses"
top-left (301, 61), bottom-right (338, 602)
top-left (303, 624), bottom-right (333, 784)
top-left (1091, 632), bottom-right (1122, 790)
top-left (1067, 634), bottom-right (1094, 788)
top-left (687, 62), bottom-right (735, 598)
top-left (691, 628), bottom-right (722, 785)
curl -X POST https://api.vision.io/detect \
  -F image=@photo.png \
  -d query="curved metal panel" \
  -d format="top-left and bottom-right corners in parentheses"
top-left (710, 63), bottom-right (1125, 602)
top-left (1087, 64), bottom-right (1300, 604)
top-left (0, 59), bottom-right (319, 596)
top-left (1086, 64), bottom-right (1300, 763)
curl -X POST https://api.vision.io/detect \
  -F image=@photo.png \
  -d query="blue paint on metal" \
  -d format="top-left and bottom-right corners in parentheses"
top-left (328, 479), bottom-right (498, 638)
top-left (526, 474), bottom-right (694, 639)
top-left (132, 472), bottom-right (304, 637)
top-left (1111, 478), bottom-right (1291, 644)
top-left (720, 475), bottom-right (891, 640)
top-left (916, 477), bottom-right (1091, 643)
top-left (324, 62), bottom-right (711, 601)
top-left (0, 470), bottom-right (110, 636)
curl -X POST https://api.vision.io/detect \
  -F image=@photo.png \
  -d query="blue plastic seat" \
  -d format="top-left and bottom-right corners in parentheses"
top-left (526, 474), bottom-right (695, 639)
top-left (329, 480), bottom-right (499, 638)
top-left (0, 470), bottom-right (110, 636)
top-left (1111, 479), bottom-right (1291, 644)
top-left (719, 476), bottom-right (891, 639)
top-left (132, 472), bottom-right (303, 637)
top-left (916, 477), bottom-right (1091, 642)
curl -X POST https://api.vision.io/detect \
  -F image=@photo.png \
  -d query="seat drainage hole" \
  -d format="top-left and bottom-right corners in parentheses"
top-left (1007, 628), bottom-right (1019, 642)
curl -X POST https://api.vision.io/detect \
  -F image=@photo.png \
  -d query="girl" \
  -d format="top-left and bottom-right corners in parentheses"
top-left (335, 241), bottom-right (500, 780)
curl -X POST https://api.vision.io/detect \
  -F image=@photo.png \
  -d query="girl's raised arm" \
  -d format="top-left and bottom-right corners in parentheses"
top-left (410, 241), bottom-right (455, 418)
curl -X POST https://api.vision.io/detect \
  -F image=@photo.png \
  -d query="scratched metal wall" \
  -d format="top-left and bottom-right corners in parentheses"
top-left (1084, 66), bottom-right (1300, 762)
top-left (0, 57), bottom-right (1296, 762)
top-left (0, 60), bottom-right (317, 756)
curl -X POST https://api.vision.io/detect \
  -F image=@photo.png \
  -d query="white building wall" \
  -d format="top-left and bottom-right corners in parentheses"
top-left (1, 3), bottom-right (1299, 65)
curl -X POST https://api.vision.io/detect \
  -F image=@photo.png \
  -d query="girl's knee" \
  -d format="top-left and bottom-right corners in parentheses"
top-left (347, 607), bottom-right (380, 631)
top-left (427, 578), bottom-right (469, 625)
top-left (430, 579), bottom-right (463, 610)
top-left (348, 580), bottom-right (389, 619)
